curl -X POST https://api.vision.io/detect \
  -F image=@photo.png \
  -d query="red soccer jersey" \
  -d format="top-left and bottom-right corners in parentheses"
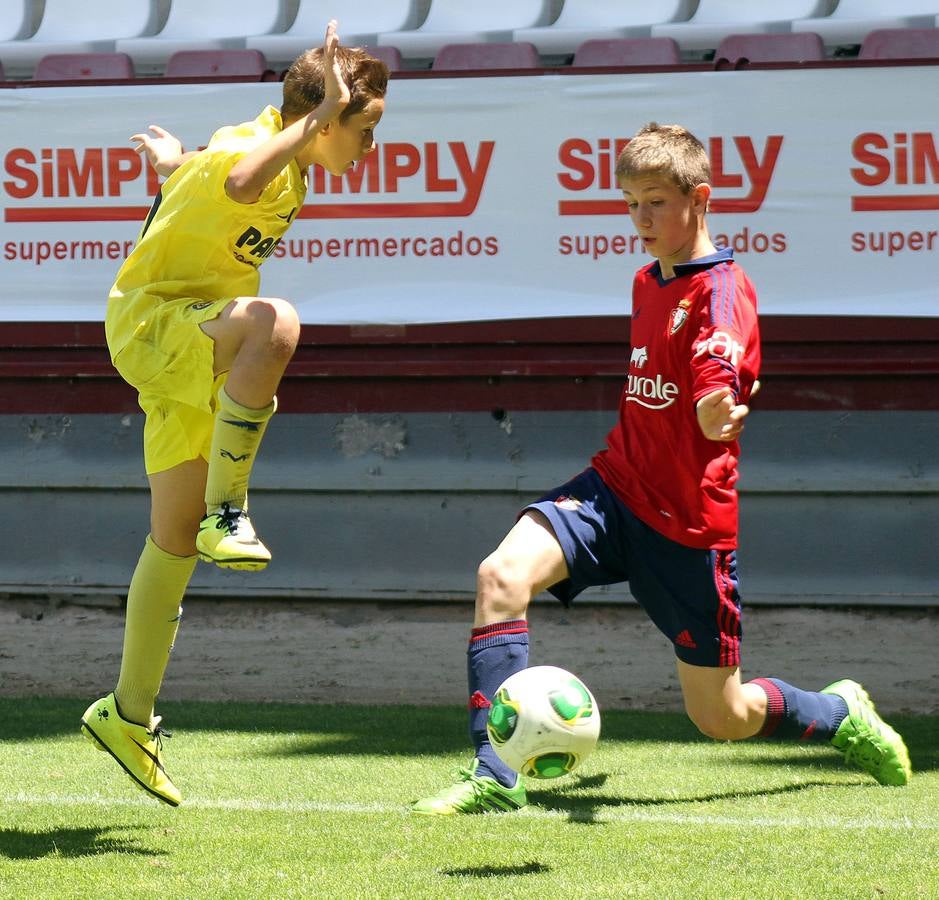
top-left (591, 248), bottom-right (761, 549)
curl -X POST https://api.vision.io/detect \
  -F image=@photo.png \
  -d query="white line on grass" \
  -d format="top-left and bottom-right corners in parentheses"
top-left (6, 792), bottom-right (937, 832)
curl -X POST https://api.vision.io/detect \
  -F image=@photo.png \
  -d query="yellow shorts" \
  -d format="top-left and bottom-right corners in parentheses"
top-left (108, 294), bottom-right (232, 475)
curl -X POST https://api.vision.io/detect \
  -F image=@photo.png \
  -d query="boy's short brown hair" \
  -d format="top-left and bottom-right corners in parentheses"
top-left (615, 122), bottom-right (710, 193)
top-left (282, 46), bottom-right (389, 124)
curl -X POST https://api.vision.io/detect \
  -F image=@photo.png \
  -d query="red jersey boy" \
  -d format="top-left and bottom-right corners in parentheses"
top-left (414, 123), bottom-right (910, 816)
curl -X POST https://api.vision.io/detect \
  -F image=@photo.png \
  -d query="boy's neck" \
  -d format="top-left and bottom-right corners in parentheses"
top-left (659, 232), bottom-right (717, 279)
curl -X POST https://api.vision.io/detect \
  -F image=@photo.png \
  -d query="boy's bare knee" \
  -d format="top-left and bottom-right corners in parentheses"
top-left (245, 298), bottom-right (299, 357)
top-left (149, 522), bottom-right (199, 558)
top-left (476, 554), bottom-right (529, 621)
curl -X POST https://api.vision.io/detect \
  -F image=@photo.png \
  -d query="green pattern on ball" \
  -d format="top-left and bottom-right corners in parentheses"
top-left (548, 679), bottom-right (594, 724)
top-left (487, 688), bottom-right (519, 746)
top-left (527, 752), bottom-right (577, 779)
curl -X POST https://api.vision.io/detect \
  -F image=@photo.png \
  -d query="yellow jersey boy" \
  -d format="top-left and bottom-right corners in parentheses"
top-left (81, 21), bottom-right (388, 807)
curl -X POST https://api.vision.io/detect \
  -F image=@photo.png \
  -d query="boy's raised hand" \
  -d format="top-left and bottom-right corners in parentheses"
top-left (131, 125), bottom-right (186, 176)
top-left (322, 19), bottom-right (351, 115)
top-left (695, 381), bottom-right (760, 442)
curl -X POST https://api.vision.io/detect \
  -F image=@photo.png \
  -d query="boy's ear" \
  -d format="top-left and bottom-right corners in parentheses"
top-left (692, 182), bottom-right (711, 214)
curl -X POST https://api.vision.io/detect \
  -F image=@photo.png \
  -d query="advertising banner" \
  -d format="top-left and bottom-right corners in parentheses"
top-left (1, 67), bottom-right (937, 322)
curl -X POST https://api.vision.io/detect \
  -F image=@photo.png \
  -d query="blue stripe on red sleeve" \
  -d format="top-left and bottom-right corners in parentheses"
top-left (708, 264), bottom-right (735, 328)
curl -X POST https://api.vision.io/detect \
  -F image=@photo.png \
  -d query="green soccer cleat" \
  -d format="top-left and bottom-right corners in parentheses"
top-left (80, 693), bottom-right (181, 807)
top-left (196, 502), bottom-right (271, 571)
top-left (412, 759), bottom-right (528, 815)
top-left (822, 679), bottom-right (912, 786)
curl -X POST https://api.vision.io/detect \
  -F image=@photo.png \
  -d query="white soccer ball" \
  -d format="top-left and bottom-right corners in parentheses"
top-left (486, 665), bottom-right (601, 779)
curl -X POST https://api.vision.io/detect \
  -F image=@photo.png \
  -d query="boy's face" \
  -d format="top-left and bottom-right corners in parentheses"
top-left (301, 98), bottom-right (385, 174)
top-left (619, 173), bottom-right (709, 270)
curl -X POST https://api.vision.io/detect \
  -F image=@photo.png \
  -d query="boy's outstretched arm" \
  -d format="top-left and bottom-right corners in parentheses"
top-left (225, 19), bottom-right (350, 204)
top-left (131, 125), bottom-right (198, 177)
top-left (695, 381), bottom-right (760, 442)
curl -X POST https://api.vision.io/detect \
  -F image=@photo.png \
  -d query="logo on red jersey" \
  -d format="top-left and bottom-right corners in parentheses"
top-left (625, 372), bottom-right (680, 410)
top-left (629, 345), bottom-right (649, 369)
top-left (668, 299), bottom-right (691, 335)
top-left (693, 330), bottom-right (746, 367)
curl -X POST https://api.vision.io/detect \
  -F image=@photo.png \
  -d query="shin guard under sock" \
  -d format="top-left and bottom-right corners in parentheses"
top-left (115, 536), bottom-right (197, 725)
top-left (204, 388), bottom-right (276, 512)
top-left (467, 619), bottom-right (529, 785)
top-left (750, 677), bottom-right (849, 742)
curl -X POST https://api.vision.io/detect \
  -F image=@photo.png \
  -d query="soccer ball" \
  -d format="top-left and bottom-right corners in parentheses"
top-left (486, 665), bottom-right (600, 779)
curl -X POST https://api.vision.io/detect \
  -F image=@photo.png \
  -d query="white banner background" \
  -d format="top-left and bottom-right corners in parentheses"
top-left (1, 67), bottom-right (937, 323)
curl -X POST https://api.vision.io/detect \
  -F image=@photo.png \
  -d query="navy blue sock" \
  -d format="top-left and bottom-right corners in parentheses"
top-left (467, 619), bottom-right (529, 786)
top-left (750, 677), bottom-right (848, 742)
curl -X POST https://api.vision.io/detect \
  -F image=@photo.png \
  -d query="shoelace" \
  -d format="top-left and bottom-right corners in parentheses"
top-left (214, 501), bottom-right (244, 535)
top-left (148, 723), bottom-right (173, 752)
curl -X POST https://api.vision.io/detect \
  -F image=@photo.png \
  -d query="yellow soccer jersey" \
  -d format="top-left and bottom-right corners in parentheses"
top-left (107, 105), bottom-right (307, 355)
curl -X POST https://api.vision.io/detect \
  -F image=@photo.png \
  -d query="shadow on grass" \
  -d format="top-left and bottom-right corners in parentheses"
top-left (3, 698), bottom-right (937, 772)
top-left (441, 861), bottom-right (550, 879)
top-left (527, 772), bottom-right (869, 824)
top-left (0, 825), bottom-right (161, 860)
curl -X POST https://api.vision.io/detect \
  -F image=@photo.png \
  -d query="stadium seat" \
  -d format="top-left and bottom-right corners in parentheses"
top-left (432, 41), bottom-right (541, 70)
top-left (116, 0), bottom-right (291, 76)
top-left (164, 49), bottom-right (269, 79)
top-left (0, 0), bottom-right (158, 79)
top-left (0, 1), bottom-right (38, 42)
top-left (651, 0), bottom-right (833, 53)
top-left (791, 1), bottom-right (939, 48)
top-left (514, 0), bottom-right (696, 57)
top-left (246, 1), bottom-right (430, 69)
top-left (572, 37), bottom-right (682, 67)
top-left (33, 52), bottom-right (135, 81)
top-left (859, 27), bottom-right (939, 59)
top-left (377, 0), bottom-right (562, 61)
top-left (714, 32), bottom-right (826, 66)
top-left (368, 45), bottom-right (405, 72)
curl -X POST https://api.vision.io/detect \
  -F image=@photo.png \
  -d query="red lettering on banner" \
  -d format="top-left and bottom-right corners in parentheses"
top-left (107, 148), bottom-right (143, 196)
top-left (383, 142), bottom-right (422, 192)
top-left (557, 135), bottom-right (783, 215)
top-left (3, 139), bottom-right (496, 222)
top-left (57, 149), bottom-right (103, 197)
top-left (3, 146), bottom-right (161, 218)
top-left (851, 131), bottom-right (939, 211)
top-left (424, 143), bottom-right (458, 192)
top-left (4, 149), bottom-right (39, 199)
top-left (303, 140), bottom-right (495, 219)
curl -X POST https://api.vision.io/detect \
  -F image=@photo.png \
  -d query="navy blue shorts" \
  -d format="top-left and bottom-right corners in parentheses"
top-left (525, 467), bottom-right (742, 668)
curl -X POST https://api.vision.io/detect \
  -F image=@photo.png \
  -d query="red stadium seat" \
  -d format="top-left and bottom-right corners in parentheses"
top-left (368, 44), bottom-right (405, 72)
top-left (572, 37), bottom-right (681, 66)
top-left (859, 27), bottom-right (939, 59)
top-left (791, 1), bottom-right (939, 48)
top-left (33, 52), bottom-right (135, 80)
top-left (432, 41), bottom-right (541, 70)
top-left (714, 32), bottom-right (826, 66)
top-left (164, 49), bottom-right (269, 78)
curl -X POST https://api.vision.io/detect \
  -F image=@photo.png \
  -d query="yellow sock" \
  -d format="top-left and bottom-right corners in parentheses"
top-left (205, 387), bottom-right (276, 511)
top-left (115, 536), bottom-right (197, 725)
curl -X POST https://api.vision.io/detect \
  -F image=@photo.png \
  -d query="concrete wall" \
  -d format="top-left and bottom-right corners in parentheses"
top-left (1, 408), bottom-right (936, 606)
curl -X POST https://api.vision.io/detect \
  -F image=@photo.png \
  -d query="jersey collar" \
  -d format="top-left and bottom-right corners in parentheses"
top-left (650, 246), bottom-right (735, 283)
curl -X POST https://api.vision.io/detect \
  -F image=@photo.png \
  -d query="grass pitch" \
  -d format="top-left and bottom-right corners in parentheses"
top-left (1, 698), bottom-right (936, 898)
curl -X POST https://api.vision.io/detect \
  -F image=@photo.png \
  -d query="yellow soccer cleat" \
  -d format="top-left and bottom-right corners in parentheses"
top-left (196, 502), bottom-right (271, 571)
top-left (81, 693), bottom-right (181, 806)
